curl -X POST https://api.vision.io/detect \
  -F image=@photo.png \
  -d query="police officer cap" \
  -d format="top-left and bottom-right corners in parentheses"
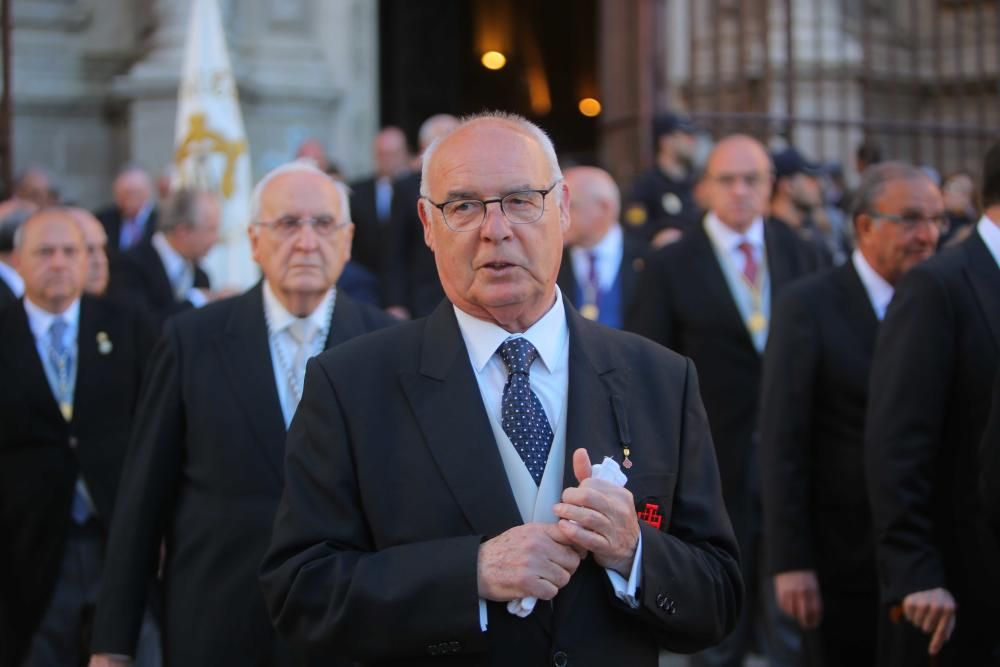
top-left (772, 147), bottom-right (823, 180)
top-left (653, 112), bottom-right (697, 139)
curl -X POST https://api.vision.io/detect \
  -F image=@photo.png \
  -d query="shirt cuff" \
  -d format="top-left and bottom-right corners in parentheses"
top-left (186, 287), bottom-right (208, 308)
top-left (604, 532), bottom-right (643, 608)
top-left (478, 599), bottom-right (488, 631)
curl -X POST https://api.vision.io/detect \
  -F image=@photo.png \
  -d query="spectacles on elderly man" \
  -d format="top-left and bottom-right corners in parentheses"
top-left (423, 181), bottom-right (561, 232)
top-left (253, 215), bottom-right (350, 239)
top-left (867, 211), bottom-right (950, 234)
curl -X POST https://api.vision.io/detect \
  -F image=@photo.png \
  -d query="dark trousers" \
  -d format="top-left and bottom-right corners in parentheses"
top-left (802, 588), bottom-right (879, 667)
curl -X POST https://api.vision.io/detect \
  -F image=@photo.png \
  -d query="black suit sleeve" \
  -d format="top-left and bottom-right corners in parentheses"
top-left (259, 357), bottom-right (489, 662)
top-left (759, 285), bottom-right (820, 576)
top-left (865, 267), bottom-right (952, 604)
top-left (981, 369), bottom-right (1000, 540)
top-left (91, 321), bottom-right (187, 655)
top-left (634, 357), bottom-right (744, 651)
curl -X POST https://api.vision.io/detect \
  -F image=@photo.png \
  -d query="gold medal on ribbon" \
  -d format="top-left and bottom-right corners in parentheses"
top-left (581, 304), bottom-right (600, 321)
top-left (748, 312), bottom-right (767, 334)
top-left (60, 401), bottom-right (73, 422)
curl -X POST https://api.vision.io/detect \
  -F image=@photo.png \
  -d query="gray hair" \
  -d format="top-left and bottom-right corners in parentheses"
top-left (158, 189), bottom-right (219, 234)
top-left (0, 204), bottom-right (36, 252)
top-left (248, 159), bottom-right (351, 224)
top-left (851, 161), bottom-right (933, 225)
top-left (12, 207), bottom-right (84, 250)
top-left (419, 111), bottom-right (563, 201)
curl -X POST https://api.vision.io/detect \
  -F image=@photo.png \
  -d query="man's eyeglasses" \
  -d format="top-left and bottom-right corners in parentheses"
top-left (253, 215), bottom-right (349, 239)
top-left (868, 211), bottom-right (950, 234)
top-left (422, 181), bottom-right (561, 232)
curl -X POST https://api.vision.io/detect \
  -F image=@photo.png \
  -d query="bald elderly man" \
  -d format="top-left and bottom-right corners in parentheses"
top-left (96, 166), bottom-right (157, 251)
top-left (556, 166), bottom-right (647, 329)
top-left (0, 208), bottom-right (155, 666)
top-left (630, 134), bottom-right (825, 667)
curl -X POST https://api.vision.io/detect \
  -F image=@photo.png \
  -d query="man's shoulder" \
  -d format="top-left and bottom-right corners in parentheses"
top-left (166, 287), bottom-right (252, 337)
top-left (777, 266), bottom-right (840, 305)
top-left (339, 291), bottom-right (399, 333)
top-left (578, 316), bottom-right (691, 378)
top-left (314, 315), bottom-right (423, 373)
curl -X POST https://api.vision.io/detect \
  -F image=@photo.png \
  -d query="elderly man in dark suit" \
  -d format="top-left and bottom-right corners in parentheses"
top-left (260, 112), bottom-right (742, 667)
top-left (760, 162), bottom-right (943, 667)
top-left (0, 209), bottom-right (155, 667)
top-left (96, 166), bottom-right (158, 251)
top-left (557, 166), bottom-right (645, 330)
top-left (107, 188), bottom-right (221, 331)
top-left (89, 161), bottom-right (396, 667)
top-left (865, 141), bottom-right (1000, 664)
top-left (628, 134), bottom-right (823, 667)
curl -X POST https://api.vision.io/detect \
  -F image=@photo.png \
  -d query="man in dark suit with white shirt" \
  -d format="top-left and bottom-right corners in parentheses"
top-left (107, 189), bottom-right (220, 331)
top-left (260, 112), bottom-right (741, 666)
top-left (865, 141), bottom-right (1000, 665)
top-left (556, 166), bottom-right (645, 330)
top-left (629, 134), bottom-right (823, 667)
top-left (89, 161), bottom-right (395, 667)
top-left (0, 209), bottom-right (155, 667)
top-left (760, 162), bottom-right (943, 667)
top-left (96, 166), bottom-right (158, 252)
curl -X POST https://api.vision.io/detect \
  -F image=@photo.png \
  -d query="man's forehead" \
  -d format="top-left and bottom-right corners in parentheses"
top-left (430, 125), bottom-right (549, 195)
top-left (261, 173), bottom-right (341, 210)
top-left (25, 215), bottom-right (84, 245)
top-left (877, 178), bottom-right (942, 208)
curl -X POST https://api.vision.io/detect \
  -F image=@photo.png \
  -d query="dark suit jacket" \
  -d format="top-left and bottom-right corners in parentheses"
top-left (0, 277), bottom-right (14, 311)
top-left (556, 231), bottom-right (646, 330)
top-left (981, 368), bottom-right (1000, 540)
top-left (90, 284), bottom-right (395, 667)
top-left (383, 172), bottom-right (443, 316)
top-left (96, 205), bottom-right (158, 251)
top-left (0, 296), bottom-right (154, 667)
top-left (260, 298), bottom-right (743, 666)
top-left (865, 231), bottom-right (1000, 663)
top-left (349, 175), bottom-right (392, 279)
top-left (626, 219), bottom-right (822, 542)
top-left (760, 261), bottom-right (879, 593)
top-left (107, 238), bottom-right (210, 331)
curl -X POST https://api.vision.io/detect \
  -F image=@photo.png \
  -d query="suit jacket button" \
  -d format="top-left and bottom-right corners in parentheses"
top-left (68, 436), bottom-right (79, 449)
top-left (553, 649), bottom-right (568, 667)
top-left (655, 592), bottom-right (668, 609)
top-left (449, 641), bottom-right (461, 653)
top-left (427, 644), bottom-right (439, 656)
top-left (666, 598), bottom-right (677, 614)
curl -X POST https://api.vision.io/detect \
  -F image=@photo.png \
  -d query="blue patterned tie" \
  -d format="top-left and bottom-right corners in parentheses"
top-left (498, 338), bottom-right (553, 485)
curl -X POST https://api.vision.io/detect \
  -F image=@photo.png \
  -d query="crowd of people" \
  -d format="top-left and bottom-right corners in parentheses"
top-left (0, 109), bottom-right (997, 667)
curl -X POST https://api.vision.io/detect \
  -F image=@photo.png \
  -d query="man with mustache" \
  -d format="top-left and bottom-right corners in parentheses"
top-left (89, 162), bottom-right (395, 667)
top-left (760, 162), bottom-right (943, 666)
top-left (260, 112), bottom-right (742, 666)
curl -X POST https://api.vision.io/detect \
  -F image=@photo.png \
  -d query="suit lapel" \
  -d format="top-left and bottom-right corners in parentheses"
top-left (689, 225), bottom-right (754, 347)
top-left (556, 302), bottom-right (630, 620)
top-left (137, 241), bottom-right (176, 304)
top-left (215, 284), bottom-right (287, 482)
top-left (325, 292), bottom-right (368, 347)
top-left (962, 232), bottom-right (1000, 351)
top-left (833, 262), bottom-right (879, 356)
top-left (399, 303), bottom-right (523, 538)
top-left (72, 298), bottom-right (109, 427)
top-left (1, 302), bottom-right (64, 425)
top-left (764, 219), bottom-right (798, 294)
top-left (556, 249), bottom-right (579, 307)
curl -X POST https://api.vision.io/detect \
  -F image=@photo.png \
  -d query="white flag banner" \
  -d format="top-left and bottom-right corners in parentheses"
top-left (174, 0), bottom-right (256, 289)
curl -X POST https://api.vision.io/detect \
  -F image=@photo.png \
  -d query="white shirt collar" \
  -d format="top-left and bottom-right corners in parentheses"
top-left (851, 249), bottom-right (894, 320)
top-left (23, 296), bottom-right (81, 341)
top-left (705, 212), bottom-right (765, 252)
top-left (453, 289), bottom-right (569, 375)
top-left (262, 280), bottom-right (336, 337)
top-left (151, 231), bottom-right (189, 286)
top-left (579, 223), bottom-right (623, 261)
top-left (977, 214), bottom-right (1000, 269)
top-left (0, 259), bottom-right (24, 297)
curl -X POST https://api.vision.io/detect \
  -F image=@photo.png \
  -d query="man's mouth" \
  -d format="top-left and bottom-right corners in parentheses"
top-left (482, 261), bottom-right (515, 271)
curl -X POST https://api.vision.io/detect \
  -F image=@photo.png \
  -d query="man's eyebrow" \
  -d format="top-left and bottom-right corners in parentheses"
top-left (443, 184), bottom-right (536, 200)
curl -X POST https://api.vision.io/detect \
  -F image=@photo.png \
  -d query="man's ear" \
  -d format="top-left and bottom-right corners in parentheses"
top-left (417, 199), bottom-right (435, 252)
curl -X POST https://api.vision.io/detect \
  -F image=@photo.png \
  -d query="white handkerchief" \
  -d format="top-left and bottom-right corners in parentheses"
top-left (507, 457), bottom-right (628, 617)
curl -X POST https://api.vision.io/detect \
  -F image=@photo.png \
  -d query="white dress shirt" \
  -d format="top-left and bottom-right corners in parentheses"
top-left (453, 289), bottom-right (642, 630)
top-left (151, 232), bottom-right (206, 307)
top-left (852, 249), bottom-right (895, 320)
top-left (978, 214), bottom-right (1000, 268)
top-left (0, 259), bottom-right (24, 297)
top-left (263, 281), bottom-right (335, 428)
top-left (569, 224), bottom-right (624, 293)
top-left (704, 213), bottom-right (766, 277)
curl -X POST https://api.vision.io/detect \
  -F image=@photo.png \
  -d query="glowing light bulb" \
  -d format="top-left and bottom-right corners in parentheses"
top-left (481, 51), bottom-right (507, 70)
top-left (578, 98), bottom-right (602, 117)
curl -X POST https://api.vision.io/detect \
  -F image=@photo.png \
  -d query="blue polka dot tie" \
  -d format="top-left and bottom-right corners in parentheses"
top-left (498, 338), bottom-right (553, 486)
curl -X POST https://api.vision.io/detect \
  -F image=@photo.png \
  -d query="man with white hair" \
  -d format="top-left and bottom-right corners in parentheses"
top-left (96, 166), bottom-right (158, 251)
top-left (89, 161), bottom-right (395, 667)
top-left (557, 165), bottom-right (646, 329)
top-left (261, 112), bottom-right (740, 666)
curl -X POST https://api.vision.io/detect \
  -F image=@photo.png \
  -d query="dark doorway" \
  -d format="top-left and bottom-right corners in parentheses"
top-left (379, 0), bottom-right (599, 166)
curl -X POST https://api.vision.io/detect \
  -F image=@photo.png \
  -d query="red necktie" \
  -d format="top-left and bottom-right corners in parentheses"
top-left (738, 241), bottom-right (758, 285)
